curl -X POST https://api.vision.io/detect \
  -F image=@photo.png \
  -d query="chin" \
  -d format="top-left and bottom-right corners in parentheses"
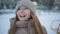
top-left (19, 18), bottom-right (26, 21)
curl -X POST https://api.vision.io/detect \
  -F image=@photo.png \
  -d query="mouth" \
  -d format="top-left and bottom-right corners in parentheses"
top-left (20, 15), bottom-right (26, 17)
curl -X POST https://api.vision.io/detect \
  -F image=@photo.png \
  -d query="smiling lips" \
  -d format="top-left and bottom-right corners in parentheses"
top-left (20, 14), bottom-right (26, 17)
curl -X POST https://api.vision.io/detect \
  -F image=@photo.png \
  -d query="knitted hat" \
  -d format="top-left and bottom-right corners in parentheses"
top-left (15, 0), bottom-right (36, 14)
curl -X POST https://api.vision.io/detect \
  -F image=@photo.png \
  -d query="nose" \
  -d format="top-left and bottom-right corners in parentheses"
top-left (20, 10), bottom-right (24, 13)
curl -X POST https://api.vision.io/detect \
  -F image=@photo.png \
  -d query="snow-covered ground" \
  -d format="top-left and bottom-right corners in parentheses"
top-left (0, 10), bottom-right (60, 34)
top-left (36, 10), bottom-right (60, 34)
top-left (0, 13), bottom-right (15, 34)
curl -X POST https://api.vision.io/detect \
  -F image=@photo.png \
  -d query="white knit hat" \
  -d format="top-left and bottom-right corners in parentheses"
top-left (15, 0), bottom-right (36, 14)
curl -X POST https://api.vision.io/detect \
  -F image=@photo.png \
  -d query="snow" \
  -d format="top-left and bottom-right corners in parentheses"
top-left (0, 13), bottom-right (15, 34)
top-left (0, 10), bottom-right (60, 34)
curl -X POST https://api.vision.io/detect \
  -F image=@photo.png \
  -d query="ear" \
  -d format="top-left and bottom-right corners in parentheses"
top-left (31, 13), bottom-right (44, 34)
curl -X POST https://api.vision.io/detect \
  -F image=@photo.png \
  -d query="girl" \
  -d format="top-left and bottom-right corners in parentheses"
top-left (8, 0), bottom-right (47, 34)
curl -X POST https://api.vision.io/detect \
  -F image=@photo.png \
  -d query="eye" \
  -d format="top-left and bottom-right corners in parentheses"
top-left (17, 8), bottom-right (20, 11)
top-left (25, 8), bottom-right (28, 9)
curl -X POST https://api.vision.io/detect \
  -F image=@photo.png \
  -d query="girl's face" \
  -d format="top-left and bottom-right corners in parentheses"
top-left (17, 6), bottom-right (31, 21)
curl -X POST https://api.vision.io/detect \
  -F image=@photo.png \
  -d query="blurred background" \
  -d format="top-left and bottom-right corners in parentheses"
top-left (0, 0), bottom-right (60, 34)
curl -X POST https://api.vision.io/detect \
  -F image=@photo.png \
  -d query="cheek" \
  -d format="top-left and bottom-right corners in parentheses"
top-left (25, 10), bottom-right (31, 15)
top-left (17, 11), bottom-right (21, 16)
